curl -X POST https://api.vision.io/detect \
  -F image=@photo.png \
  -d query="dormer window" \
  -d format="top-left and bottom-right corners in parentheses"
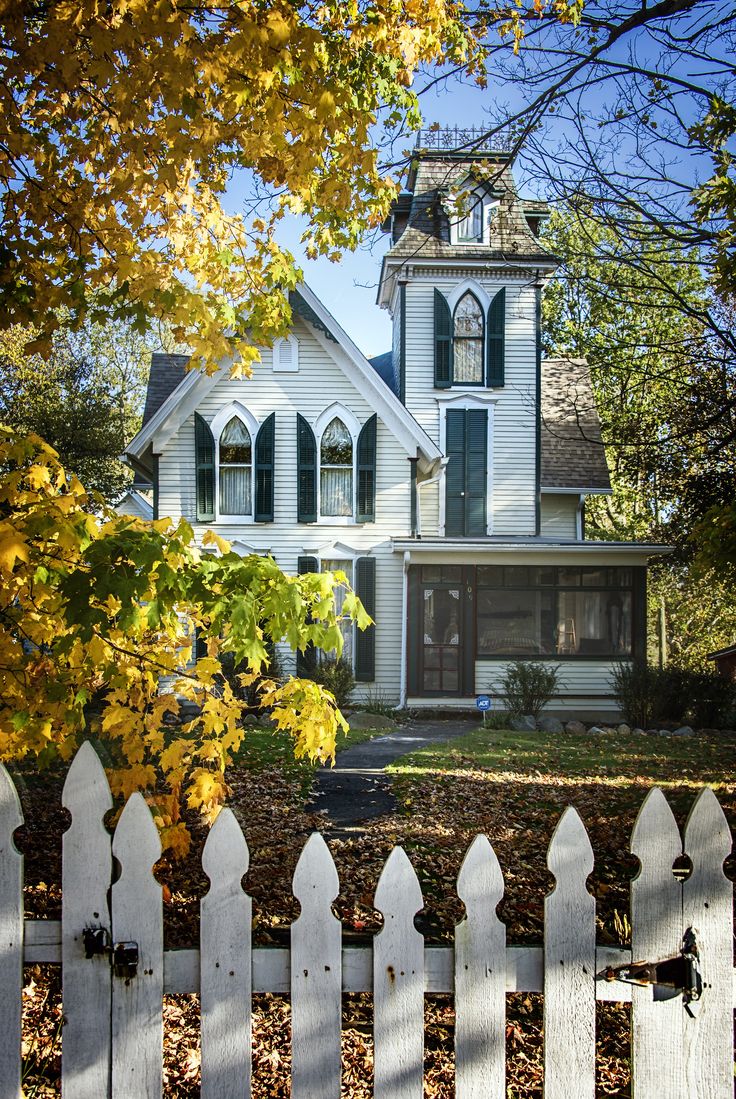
top-left (320, 417), bottom-right (353, 517)
top-left (449, 186), bottom-right (500, 246)
top-left (456, 193), bottom-right (483, 242)
top-left (219, 416), bottom-right (252, 515)
top-left (453, 293), bottom-right (484, 385)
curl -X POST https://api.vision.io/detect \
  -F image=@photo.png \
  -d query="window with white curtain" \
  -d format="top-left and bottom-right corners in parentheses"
top-left (456, 192), bottom-right (483, 242)
top-left (219, 416), bottom-right (252, 515)
top-left (320, 417), bottom-right (353, 517)
top-left (453, 292), bottom-right (484, 384)
top-left (321, 558), bottom-right (354, 667)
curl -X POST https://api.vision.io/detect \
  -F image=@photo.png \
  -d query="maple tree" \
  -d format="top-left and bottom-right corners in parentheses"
top-left (0, 428), bottom-right (369, 854)
top-left (0, 0), bottom-right (482, 371)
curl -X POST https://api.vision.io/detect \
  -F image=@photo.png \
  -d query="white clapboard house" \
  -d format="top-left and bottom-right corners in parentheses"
top-left (124, 130), bottom-right (666, 716)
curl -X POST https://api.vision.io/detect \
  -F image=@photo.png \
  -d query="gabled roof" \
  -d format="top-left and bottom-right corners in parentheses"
top-left (125, 283), bottom-right (441, 477)
top-left (142, 353), bottom-right (188, 426)
top-left (541, 359), bottom-right (611, 493)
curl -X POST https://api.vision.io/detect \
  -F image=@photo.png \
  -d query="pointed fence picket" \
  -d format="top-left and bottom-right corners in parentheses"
top-left (373, 846), bottom-right (425, 1099)
top-left (0, 761), bottom-right (22, 1099)
top-left (61, 742), bottom-right (113, 1099)
top-left (630, 788), bottom-right (685, 1099)
top-left (455, 834), bottom-right (506, 1099)
top-left (544, 807), bottom-right (596, 1099)
top-left (291, 832), bottom-right (342, 1099)
top-left (682, 788), bottom-right (733, 1097)
top-left (0, 744), bottom-right (734, 1099)
top-left (111, 792), bottom-right (163, 1099)
top-left (200, 808), bottom-right (252, 1099)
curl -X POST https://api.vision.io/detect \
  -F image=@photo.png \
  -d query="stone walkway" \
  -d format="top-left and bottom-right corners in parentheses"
top-left (309, 718), bottom-right (477, 832)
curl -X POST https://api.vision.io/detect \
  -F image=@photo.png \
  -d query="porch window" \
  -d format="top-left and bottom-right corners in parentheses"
top-left (476, 566), bottom-right (633, 657)
top-left (219, 416), bottom-right (252, 515)
top-left (320, 417), bottom-right (353, 517)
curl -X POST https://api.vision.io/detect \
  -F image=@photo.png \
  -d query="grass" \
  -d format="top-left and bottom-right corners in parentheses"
top-left (387, 724), bottom-right (736, 791)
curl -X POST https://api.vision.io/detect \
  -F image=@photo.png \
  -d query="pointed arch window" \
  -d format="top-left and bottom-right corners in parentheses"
top-left (219, 416), bottom-right (252, 515)
top-left (453, 292), bottom-right (484, 385)
top-left (320, 417), bottom-right (353, 517)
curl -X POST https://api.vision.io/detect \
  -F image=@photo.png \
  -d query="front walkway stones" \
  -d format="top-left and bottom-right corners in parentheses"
top-left (309, 718), bottom-right (478, 831)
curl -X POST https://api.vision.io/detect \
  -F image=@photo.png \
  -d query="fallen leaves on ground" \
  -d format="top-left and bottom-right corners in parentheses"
top-left (15, 728), bottom-right (736, 1096)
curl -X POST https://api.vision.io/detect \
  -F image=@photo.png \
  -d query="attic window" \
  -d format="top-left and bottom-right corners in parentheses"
top-left (456, 193), bottom-right (483, 242)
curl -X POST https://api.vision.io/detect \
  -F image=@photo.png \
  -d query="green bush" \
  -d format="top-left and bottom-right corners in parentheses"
top-left (494, 660), bottom-right (561, 720)
top-left (610, 662), bottom-right (736, 728)
top-left (310, 657), bottom-right (356, 710)
top-left (610, 662), bottom-right (655, 728)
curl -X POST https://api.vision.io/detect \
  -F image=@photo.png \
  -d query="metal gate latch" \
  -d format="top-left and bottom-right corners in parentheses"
top-left (600, 928), bottom-right (702, 1016)
top-left (82, 927), bottom-right (110, 959)
top-left (112, 941), bottom-right (139, 982)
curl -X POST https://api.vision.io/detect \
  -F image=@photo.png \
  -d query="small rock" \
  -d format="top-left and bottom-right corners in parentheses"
top-left (243, 713), bottom-right (259, 726)
top-left (538, 716), bottom-right (564, 734)
top-left (632, 727), bottom-right (645, 736)
top-left (587, 725), bottom-right (607, 734)
top-left (347, 711), bottom-right (397, 731)
top-left (658, 728), bottom-right (672, 736)
top-left (510, 715), bottom-right (537, 732)
top-left (565, 720), bottom-right (587, 735)
top-left (617, 723), bottom-right (631, 736)
top-left (672, 725), bottom-right (695, 737)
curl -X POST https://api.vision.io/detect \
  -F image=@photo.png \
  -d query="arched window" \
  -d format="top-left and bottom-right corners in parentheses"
top-left (453, 292), bottom-right (484, 385)
top-left (320, 417), bottom-right (353, 517)
top-left (219, 416), bottom-right (252, 515)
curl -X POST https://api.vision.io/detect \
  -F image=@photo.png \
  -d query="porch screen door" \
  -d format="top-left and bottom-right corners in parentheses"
top-left (421, 583), bottom-right (462, 695)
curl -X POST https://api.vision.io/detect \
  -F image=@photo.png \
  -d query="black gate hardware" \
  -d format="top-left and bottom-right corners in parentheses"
top-left (599, 928), bottom-right (702, 1016)
top-left (112, 941), bottom-right (139, 982)
top-left (82, 927), bottom-right (110, 959)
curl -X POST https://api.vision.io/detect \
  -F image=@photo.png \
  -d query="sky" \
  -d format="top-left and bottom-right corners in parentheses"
top-left (223, 5), bottom-right (723, 360)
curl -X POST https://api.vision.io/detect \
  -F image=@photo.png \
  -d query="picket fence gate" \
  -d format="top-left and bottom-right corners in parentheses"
top-left (0, 741), bottom-right (733, 1099)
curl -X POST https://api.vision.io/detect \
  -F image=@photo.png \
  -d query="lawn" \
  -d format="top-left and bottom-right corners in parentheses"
top-left (15, 721), bottom-right (736, 1097)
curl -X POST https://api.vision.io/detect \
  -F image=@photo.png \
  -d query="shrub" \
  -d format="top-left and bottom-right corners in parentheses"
top-left (610, 662), bottom-right (736, 728)
top-left (610, 662), bottom-right (655, 728)
top-left (495, 660), bottom-right (561, 720)
top-left (310, 657), bottom-right (356, 710)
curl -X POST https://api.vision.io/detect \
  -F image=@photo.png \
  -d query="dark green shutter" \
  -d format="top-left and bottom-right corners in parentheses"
top-left (434, 288), bottom-right (452, 388)
top-left (445, 410), bottom-right (466, 537)
top-left (297, 414), bottom-right (317, 522)
top-left (194, 412), bottom-right (215, 522)
top-left (356, 414), bottom-right (377, 523)
top-left (465, 409), bottom-right (487, 535)
top-left (445, 409), bottom-right (487, 537)
top-left (486, 288), bottom-right (505, 387)
top-left (354, 556), bottom-right (376, 682)
top-left (254, 413), bottom-right (275, 522)
top-left (296, 555), bottom-right (319, 676)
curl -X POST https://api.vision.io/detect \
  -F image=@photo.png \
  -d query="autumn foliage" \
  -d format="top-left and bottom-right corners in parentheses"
top-left (0, 428), bottom-right (368, 854)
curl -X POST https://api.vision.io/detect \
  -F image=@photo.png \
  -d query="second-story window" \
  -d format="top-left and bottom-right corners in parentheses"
top-left (320, 417), bottom-right (353, 517)
top-left (453, 292), bottom-right (484, 385)
top-left (219, 416), bottom-right (252, 515)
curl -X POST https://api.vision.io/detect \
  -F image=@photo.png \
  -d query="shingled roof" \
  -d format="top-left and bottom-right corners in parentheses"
top-left (382, 153), bottom-right (555, 268)
top-left (540, 358), bottom-right (611, 492)
top-left (142, 353), bottom-right (189, 426)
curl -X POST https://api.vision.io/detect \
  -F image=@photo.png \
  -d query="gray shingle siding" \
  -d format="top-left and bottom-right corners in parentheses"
top-left (142, 353), bottom-right (189, 426)
top-left (541, 358), bottom-right (611, 491)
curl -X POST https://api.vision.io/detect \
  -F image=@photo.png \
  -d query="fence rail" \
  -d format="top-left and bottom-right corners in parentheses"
top-left (1, 743), bottom-right (733, 1098)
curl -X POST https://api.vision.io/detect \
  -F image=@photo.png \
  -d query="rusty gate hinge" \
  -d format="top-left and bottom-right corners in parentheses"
top-left (598, 928), bottom-right (702, 1017)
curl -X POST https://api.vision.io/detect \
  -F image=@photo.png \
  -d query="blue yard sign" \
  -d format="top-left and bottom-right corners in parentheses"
top-left (476, 695), bottom-right (492, 711)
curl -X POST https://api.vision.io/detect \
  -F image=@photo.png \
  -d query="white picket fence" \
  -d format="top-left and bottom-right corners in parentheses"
top-left (0, 741), bottom-right (733, 1098)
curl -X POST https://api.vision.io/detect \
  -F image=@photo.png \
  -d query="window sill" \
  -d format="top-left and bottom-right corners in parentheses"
top-left (476, 653), bottom-right (633, 662)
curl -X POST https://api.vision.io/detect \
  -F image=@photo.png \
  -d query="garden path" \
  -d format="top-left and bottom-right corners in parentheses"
top-left (309, 718), bottom-right (477, 831)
